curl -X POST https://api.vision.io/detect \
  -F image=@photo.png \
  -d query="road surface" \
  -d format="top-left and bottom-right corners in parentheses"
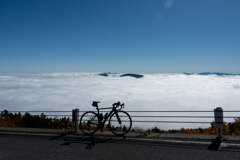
top-left (0, 133), bottom-right (240, 160)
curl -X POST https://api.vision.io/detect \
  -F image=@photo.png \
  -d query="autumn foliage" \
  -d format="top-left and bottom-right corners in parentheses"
top-left (0, 110), bottom-right (73, 131)
top-left (177, 119), bottom-right (240, 135)
top-left (135, 119), bottom-right (240, 136)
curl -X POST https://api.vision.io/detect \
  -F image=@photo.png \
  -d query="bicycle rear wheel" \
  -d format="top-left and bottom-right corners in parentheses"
top-left (80, 111), bottom-right (99, 135)
top-left (109, 111), bottom-right (132, 136)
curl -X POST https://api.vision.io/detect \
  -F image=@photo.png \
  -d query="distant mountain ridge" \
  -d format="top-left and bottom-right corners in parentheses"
top-left (183, 72), bottom-right (240, 76)
top-left (99, 72), bottom-right (144, 78)
top-left (100, 72), bottom-right (240, 77)
top-left (120, 73), bottom-right (144, 78)
top-left (183, 72), bottom-right (194, 75)
top-left (99, 73), bottom-right (109, 77)
top-left (105, 72), bottom-right (117, 74)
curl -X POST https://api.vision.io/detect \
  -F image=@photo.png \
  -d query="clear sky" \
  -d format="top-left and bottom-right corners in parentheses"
top-left (1, 0), bottom-right (240, 74)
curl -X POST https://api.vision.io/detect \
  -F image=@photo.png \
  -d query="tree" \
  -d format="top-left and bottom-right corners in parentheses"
top-left (152, 127), bottom-right (160, 133)
top-left (232, 118), bottom-right (240, 135)
top-left (207, 121), bottom-right (230, 135)
top-left (40, 113), bottom-right (46, 119)
top-left (1, 110), bottom-right (9, 119)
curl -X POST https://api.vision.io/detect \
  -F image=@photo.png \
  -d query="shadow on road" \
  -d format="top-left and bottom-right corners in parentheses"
top-left (48, 132), bottom-right (75, 140)
top-left (46, 133), bottom-right (240, 152)
top-left (59, 135), bottom-right (126, 149)
top-left (207, 137), bottom-right (222, 151)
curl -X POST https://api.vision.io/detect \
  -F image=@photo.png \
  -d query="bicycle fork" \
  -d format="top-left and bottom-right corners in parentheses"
top-left (115, 112), bottom-right (122, 124)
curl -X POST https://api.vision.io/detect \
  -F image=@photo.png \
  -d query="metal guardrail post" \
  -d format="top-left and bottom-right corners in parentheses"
top-left (214, 107), bottom-right (223, 138)
top-left (72, 108), bottom-right (79, 132)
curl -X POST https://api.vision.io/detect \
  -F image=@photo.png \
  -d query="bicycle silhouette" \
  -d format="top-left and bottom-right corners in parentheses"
top-left (80, 101), bottom-right (132, 136)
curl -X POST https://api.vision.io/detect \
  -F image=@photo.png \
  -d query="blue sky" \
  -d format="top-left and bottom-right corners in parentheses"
top-left (1, 0), bottom-right (240, 74)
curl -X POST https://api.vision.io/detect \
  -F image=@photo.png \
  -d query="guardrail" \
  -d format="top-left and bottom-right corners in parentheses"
top-left (1, 107), bottom-right (240, 138)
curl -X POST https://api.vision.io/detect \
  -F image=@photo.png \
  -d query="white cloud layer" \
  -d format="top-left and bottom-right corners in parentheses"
top-left (1, 73), bottom-right (240, 130)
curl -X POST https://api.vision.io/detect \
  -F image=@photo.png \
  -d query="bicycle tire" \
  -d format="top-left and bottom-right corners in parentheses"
top-left (79, 111), bottom-right (99, 135)
top-left (109, 110), bottom-right (132, 136)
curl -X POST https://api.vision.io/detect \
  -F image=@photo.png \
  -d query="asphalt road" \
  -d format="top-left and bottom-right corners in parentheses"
top-left (1, 133), bottom-right (240, 160)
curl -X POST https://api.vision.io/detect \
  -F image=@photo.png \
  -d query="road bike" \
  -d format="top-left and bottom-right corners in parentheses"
top-left (79, 101), bottom-right (132, 136)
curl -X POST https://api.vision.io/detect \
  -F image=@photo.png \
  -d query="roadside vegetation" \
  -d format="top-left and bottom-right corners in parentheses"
top-left (1, 109), bottom-right (240, 135)
top-left (135, 119), bottom-right (240, 136)
top-left (0, 110), bottom-right (73, 132)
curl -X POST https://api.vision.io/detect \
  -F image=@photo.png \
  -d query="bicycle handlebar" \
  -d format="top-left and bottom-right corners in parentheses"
top-left (112, 101), bottom-right (124, 110)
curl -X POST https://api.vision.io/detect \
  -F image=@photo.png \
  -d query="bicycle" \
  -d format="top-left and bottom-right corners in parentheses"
top-left (79, 101), bottom-right (132, 136)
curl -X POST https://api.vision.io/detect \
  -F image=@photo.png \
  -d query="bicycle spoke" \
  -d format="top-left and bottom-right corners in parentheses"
top-left (109, 111), bottom-right (132, 136)
top-left (80, 112), bottom-right (99, 135)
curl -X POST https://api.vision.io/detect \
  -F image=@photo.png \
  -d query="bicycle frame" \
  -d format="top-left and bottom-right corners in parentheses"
top-left (96, 106), bottom-right (121, 125)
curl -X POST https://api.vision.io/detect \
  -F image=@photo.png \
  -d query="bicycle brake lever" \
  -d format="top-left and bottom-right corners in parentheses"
top-left (113, 102), bottom-right (120, 108)
top-left (118, 103), bottom-right (124, 110)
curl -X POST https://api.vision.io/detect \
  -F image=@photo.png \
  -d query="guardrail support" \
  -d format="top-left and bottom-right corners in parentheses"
top-left (72, 108), bottom-right (79, 132)
top-left (214, 107), bottom-right (223, 138)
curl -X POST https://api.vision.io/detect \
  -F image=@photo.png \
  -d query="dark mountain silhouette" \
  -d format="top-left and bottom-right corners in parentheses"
top-left (183, 72), bottom-right (194, 75)
top-left (120, 73), bottom-right (144, 78)
top-left (183, 72), bottom-right (240, 76)
top-left (99, 72), bottom-right (144, 78)
top-left (99, 72), bottom-right (118, 77)
top-left (197, 72), bottom-right (240, 76)
top-left (105, 72), bottom-right (117, 74)
top-left (99, 73), bottom-right (108, 77)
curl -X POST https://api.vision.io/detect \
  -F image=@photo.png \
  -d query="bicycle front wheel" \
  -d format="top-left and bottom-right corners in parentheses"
top-left (79, 111), bottom-right (99, 135)
top-left (109, 111), bottom-right (132, 136)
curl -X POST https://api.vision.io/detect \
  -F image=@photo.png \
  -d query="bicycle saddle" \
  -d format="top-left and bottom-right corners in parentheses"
top-left (92, 101), bottom-right (101, 107)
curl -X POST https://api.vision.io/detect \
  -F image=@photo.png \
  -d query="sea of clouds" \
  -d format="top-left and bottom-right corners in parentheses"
top-left (0, 72), bottom-right (240, 130)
